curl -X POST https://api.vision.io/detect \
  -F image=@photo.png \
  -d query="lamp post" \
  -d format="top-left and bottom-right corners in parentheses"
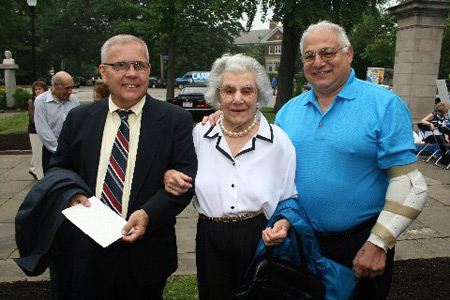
top-left (27, 0), bottom-right (37, 81)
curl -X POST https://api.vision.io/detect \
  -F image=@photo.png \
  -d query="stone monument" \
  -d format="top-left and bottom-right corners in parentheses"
top-left (0, 50), bottom-right (19, 108)
top-left (389, 0), bottom-right (450, 122)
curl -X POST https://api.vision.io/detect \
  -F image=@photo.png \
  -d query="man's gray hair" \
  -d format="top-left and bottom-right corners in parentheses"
top-left (205, 53), bottom-right (272, 110)
top-left (100, 34), bottom-right (149, 63)
top-left (300, 21), bottom-right (351, 55)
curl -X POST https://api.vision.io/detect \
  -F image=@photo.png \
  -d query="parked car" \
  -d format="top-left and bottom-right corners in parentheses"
top-left (86, 75), bottom-right (102, 86)
top-left (167, 83), bottom-right (214, 117)
top-left (148, 76), bottom-right (166, 88)
top-left (73, 76), bottom-right (86, 86)
top-left (73, 77), bottom-right (81, 88)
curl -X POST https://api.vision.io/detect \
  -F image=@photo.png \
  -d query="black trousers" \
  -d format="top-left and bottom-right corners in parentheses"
top-left (92, 241), bottom-right (167, 300)
top-left (42, 146), bottom-right (53, 174)
top-left (316, 217), bottom-right (394, 300)
top-left (50, 224), bottom-right (166, 300)
top-left (196, 214), bottom-right (267, 300)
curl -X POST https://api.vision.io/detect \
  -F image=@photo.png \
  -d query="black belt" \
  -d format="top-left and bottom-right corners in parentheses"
top-left (314, 215), bottom-right (378, 240)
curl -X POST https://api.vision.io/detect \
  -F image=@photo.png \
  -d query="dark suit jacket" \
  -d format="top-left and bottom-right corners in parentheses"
top-left (48, 94), bottom-right (197, 286)
top-left (15, 168), bottom-right (92, 277)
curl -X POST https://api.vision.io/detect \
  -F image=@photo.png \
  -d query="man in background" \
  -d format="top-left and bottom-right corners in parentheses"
top-left (34, 71), bottom-right (79, 173)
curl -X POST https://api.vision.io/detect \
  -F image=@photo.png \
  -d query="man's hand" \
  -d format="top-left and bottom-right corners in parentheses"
top-left (352, 241), bottom-right (387, 279)
top-left (164, 169), bottom-right (192, 196)
top-left (201, 110), bottom-right (222, 126)
top-left (121, 209), bottom-right (149, 243)
top-left (262, 218), bottom-right (290, 246)
top-left (69, 194), bottom-right (91, 207)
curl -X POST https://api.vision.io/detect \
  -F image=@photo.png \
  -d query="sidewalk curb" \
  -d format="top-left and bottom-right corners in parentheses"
top-left (0, 150), bottom-right (32, 155)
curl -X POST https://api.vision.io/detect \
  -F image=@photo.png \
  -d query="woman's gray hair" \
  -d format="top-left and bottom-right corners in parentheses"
top-left (100, 34), bottom-right (149, 63)
top-left (300, 21), bottom-right (351, 55)
top-left (205, 53), bottom-right (272, 110)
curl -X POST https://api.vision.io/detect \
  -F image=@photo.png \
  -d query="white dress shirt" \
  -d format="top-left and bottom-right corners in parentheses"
top-left (34, 90), bottom-right (79, 152)
top-left (193, 114), bottom-right (297, 219)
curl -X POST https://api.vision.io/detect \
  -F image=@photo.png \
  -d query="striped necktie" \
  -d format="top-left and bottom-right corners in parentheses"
top-left (101, 110), bottom-right (132, 215)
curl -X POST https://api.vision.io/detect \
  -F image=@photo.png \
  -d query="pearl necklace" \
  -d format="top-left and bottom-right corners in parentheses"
top-left (218, 115), bottom-right (259, 138)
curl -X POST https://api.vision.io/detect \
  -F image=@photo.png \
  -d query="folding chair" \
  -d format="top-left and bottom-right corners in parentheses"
top-left (416, 123), bottom-right (440, 162)
top-left (435, 126), bottom-right (450, 169)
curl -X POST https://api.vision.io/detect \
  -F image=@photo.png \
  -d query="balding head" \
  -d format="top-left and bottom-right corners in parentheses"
top-left (51, 71), bottom-right (74, 101)
top-left (52, 71), bottom-right (73, 87)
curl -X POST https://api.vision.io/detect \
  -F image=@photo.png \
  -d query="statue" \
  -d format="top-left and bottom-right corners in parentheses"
top-left (3, 50), bottom-right (15, 64)
top-left (1, 50), bottom-right (18, 107)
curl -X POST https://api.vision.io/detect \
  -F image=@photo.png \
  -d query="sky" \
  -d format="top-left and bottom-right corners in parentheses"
top-left (241, 8), bottom-right (275, 30)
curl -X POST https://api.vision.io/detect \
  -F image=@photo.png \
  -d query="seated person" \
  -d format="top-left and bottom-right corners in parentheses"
top-left (420, 102), bottom-right (450, 163)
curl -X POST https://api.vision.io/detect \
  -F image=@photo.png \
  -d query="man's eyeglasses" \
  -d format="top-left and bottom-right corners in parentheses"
top-left (302, 46), bottom-right (348, 63)
top-left (218, 85), bottom-right (257, 99)
top-left (103, 61), bottom-right (150, 72)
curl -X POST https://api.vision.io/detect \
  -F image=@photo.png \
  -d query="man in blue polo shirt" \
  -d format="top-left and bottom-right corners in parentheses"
top-left (275, 21), bottom-right (428, 299)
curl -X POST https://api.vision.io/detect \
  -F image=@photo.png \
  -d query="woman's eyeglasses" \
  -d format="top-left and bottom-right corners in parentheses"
top-left (302, 47), bottom-right (348, 63)
top-left (103, 61), bottom-right (150, 72)
top-left (218, 85), bottom-right (257, 99)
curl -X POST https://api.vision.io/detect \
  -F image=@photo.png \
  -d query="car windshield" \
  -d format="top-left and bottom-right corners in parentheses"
top-left (181, 86), bottom-right (207, 95)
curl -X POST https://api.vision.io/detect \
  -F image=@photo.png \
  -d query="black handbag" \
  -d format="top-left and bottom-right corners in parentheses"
top-left (235, 240), bottom-right (326, 300)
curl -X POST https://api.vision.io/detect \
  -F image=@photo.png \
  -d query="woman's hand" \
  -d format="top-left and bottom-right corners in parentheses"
top-left (429, 123), bottom-right (436, 131)
top-left (164, 169), bottom-right (193, 196)
top-left (262, 218), bottom-right (291, 246)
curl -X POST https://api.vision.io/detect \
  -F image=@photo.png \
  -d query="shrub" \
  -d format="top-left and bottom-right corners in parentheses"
top-left (293, 73), bottom-right (307, 96)
top-left (0, 87), bottom-right (5, 109)
top-left (13, 87), bottom-right (31, 110)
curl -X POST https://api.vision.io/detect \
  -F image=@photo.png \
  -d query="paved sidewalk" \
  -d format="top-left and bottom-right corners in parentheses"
top-left (0, 153), bottom-right (449, 282)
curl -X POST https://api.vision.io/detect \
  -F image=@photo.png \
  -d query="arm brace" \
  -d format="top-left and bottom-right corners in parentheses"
top-left (368, 163), bottom-right (428, 251)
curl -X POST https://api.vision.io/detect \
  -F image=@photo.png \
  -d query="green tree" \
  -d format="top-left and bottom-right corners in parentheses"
top-left (231, 44), bottom-right (265, 66)
top-left (439, 18), bottom-right (450, 79)
top-left (0, 0), bottom-right (40, 82)
top-left (106, 0), bottom-right (245, 99)
top-left (249, 0), bottom-right (384, 111)
top-left (350, 11), bottom-right (396, 79)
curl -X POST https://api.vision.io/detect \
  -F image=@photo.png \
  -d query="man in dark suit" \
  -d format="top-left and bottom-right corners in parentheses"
top-left (48, 34), bottom-right (197, 299)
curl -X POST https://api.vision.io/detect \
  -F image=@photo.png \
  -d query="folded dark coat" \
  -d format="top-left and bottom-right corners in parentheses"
top-left (15, 167), bottom-right (92, 276)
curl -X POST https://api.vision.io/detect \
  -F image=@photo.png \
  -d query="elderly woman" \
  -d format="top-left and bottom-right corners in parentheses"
top-left (420, 102), bottom-right (450, 163)
top-left (164, 53), bottom-right (297, 299)
top-left (28, 80), bottom-right (48, 180)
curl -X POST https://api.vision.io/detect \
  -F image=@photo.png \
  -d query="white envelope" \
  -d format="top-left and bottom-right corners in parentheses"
top-left (62, 196), bottom-right (126, 248)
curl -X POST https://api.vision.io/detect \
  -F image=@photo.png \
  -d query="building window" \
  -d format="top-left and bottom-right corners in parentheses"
top-left (268, 64), bottom-right (273, 72)
top-left (269, 46), bottom-right (274, 55)
top-left (274, 45), bottom-right (282, 55)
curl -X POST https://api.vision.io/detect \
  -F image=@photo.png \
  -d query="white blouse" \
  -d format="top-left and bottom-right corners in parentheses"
top-left (192, 114), bottom-right (297, 219)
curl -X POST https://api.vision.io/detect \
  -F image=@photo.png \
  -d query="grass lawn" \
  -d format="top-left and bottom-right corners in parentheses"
top-left (0, 107), bottom-right (277, 135)
top-left (0, 112), bottom-right (28, 134)
top-left (164, 275), bottom-right (198, 299)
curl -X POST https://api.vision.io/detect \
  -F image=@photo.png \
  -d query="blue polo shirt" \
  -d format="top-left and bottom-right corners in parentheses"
top-left (275, 69), bottom-right (417, 233)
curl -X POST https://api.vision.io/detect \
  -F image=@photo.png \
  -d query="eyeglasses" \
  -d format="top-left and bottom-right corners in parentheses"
top-left (218, 85), bottom-right (257, 99)
top-left (302, 46), bottom-right (348, 63)
top-left (103, 61), bottom-right (150, 72)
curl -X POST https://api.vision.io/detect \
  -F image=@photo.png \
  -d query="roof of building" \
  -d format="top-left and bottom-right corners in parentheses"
top-left (234, 29), bottom-right (271, 45)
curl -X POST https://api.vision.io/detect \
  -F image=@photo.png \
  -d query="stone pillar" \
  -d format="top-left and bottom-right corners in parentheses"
top-left (389, 0), bottom-right (450, 122)
top-left (0, 63), bottom-right (19, 108)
